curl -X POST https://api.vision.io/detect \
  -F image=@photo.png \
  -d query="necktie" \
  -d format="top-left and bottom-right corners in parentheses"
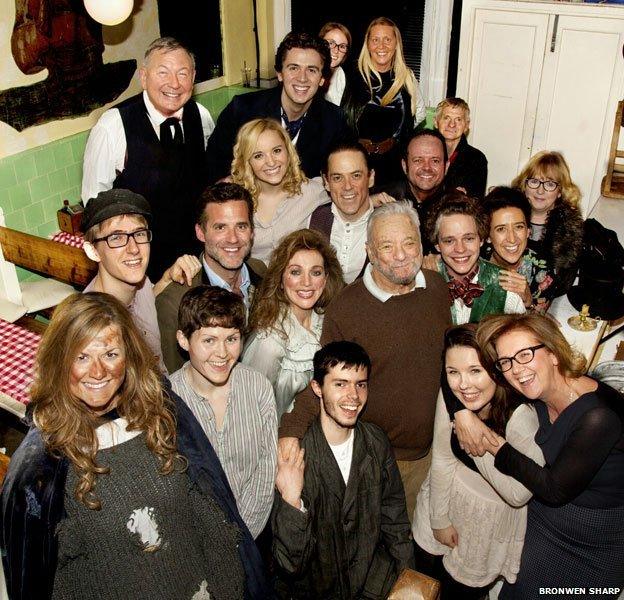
top-left (160, 117), bottom-right (183, 146)
top-left (281, 108), bottom-right (305, 140)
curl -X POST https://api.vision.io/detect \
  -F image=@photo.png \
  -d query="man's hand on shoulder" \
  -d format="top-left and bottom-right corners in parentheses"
top-left (276, 443), bottom-right (305, 510)
top-left (153, 254), bottom-right (201, 296)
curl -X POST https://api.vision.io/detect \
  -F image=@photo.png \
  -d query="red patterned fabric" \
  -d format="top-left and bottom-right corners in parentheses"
top-left (51, 231), bottom-right (84, 248)
top-left (0, 319), bottom-right (41, 405)
top-left (447, 265), bottom-right (484, 307)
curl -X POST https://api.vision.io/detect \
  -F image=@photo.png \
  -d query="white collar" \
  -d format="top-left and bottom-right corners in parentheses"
top-left (362, 263), bottom-right (427, 302)
top-left (143, 90), bottom-right (184, 126)
top-left (330, 199), bottom-right (374, 226)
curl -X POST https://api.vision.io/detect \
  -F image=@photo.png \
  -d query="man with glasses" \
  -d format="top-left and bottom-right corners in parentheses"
top-left (82, 189), bottom-right (199, 371)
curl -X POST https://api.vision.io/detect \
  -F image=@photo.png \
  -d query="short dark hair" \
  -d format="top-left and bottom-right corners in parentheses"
top-left (323, 141), bottom-right (371, 174)
top-left (402, 129), bottom-right (448, 165)
top-left (177, 285), bottom-right (246, 339)
top-left (481, 186), bottom-right (531, 230)
top-left (275, 32), bottom-right (332, 81)
top-left (196, 183), bottom-right (254, 230)
top-left (426, 191), bottom-right (487, 245)
top-left (313, 341), bottom-right (371, 385)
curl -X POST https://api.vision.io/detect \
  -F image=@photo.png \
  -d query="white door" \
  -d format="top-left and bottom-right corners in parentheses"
top-left (532, 14), bottom-right (624, 215)
top-left (458, 8), bottom-right (550, 189)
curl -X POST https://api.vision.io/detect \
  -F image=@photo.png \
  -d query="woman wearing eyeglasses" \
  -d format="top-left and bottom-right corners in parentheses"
top-left (471, 313), bottom-right (624, 599)
top-left (511, 151), bottom-right (583, 308)
top-left (319, 22), bottom-right (351, 106)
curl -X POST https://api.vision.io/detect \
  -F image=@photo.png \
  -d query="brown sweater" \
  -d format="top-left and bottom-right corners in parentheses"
top-left (279, 270), bottom-right (451, 461)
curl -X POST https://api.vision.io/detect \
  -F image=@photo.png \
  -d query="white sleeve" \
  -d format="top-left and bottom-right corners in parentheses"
top-left (505, 291), bottom-right (527, 315)
top-left (81, 109), bottom-right (127, 203)
top-left (429, 391), bottom-right (458, 530)
top-left (472, 404), bottom-right (545, 507)
top-left (197, 103), bottom-right (215, 148)
top-left (413, 74), bottom-right (427, 126)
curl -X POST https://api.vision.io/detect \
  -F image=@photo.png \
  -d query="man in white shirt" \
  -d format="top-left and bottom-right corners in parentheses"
top-left (272, 341), bottom-right (414, 597)
top-left (82, 36), bottom-right (215, 279)
top-left (308, 143), bottom-right (374, 283)
top-left (426, 192), bottom-right (525, 324)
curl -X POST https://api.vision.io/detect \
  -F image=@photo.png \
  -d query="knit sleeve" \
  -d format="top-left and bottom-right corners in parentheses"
top-left (494, 405), bottom-right (621, 506)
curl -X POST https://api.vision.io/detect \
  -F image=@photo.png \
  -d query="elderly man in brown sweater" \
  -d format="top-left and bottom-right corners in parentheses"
top-left (280, 201), bottom-right (451, 519)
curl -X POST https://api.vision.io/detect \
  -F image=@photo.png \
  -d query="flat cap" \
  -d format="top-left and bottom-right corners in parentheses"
top-left (83, 189), bottom-right (152, 232)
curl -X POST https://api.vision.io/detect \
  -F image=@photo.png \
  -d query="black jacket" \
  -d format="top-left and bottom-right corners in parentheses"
top-left (0, 387), bottom-right (270, 600)
top-left (444, 135), bottom-right (488, 199)
top-left (205, 87), bottom-right (352, 182)
top-left (272, 419), bottom-right (414, 599)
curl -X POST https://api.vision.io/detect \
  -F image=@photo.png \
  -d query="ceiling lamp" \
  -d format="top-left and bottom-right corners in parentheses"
top-left (84, 0), bottom-right (134, 26)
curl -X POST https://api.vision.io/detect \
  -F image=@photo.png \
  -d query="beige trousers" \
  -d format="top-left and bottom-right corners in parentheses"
top-left (397, 449), bottom-right (432, 524)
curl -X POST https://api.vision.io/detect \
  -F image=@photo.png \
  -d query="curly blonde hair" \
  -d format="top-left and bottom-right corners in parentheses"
top-left (31, 292), bottom-right (183, 510)
top-left (511, 151), bottom-right (581, 209)
top-left (248, 229), bottom-right (344, 337)
top-left (230, 118), bottom-right (307, 207)
top-left (357, 17), bottom-right (419, 118)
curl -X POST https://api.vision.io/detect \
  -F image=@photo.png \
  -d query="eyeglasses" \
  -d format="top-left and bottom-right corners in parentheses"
top-left (495, 344), bottom-right (545, 372)
top-left (92, 228), bottom-right (152, 249)
top-left (327, 40), bottom-right (349, 53)
top-left (525, 178), bottom-right (559, 193)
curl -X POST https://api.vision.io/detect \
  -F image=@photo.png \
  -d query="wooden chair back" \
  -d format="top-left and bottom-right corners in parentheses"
top-left (0, 226), bottom-right (97, 288)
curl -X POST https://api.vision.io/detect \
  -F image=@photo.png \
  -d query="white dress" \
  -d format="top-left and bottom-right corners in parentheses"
top-left (241, 309), bottom-right (323, 417)
top-left (412, 393), bottom-right (544, 587)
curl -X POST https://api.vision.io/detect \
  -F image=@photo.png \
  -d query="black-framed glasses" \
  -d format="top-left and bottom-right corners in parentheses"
top-left (525, 178), bottom-right (559, 193)
top-left (93, 228), bottom-right (152, 249)
top-left (327, 40), bottom-right (349, 53)
top-left (495, 344), bottom-right (545, 372)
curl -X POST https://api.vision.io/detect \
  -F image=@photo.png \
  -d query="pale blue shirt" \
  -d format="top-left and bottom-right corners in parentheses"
top-left (201, 256), bottom-right (251, 308)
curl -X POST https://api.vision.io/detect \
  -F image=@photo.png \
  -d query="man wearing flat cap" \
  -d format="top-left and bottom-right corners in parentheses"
top-left (81, 37), bottom-right (214, 279)
top-left (82, 189), bottom-right (200, 372)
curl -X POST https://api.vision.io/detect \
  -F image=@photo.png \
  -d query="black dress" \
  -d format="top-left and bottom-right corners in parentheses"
top-left (494, 381), bottom-right (624, 599)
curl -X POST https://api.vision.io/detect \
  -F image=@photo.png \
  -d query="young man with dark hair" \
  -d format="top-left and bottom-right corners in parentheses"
top-left (156, 182), bottom-right (264, 372)
top-left (206, 31), bottom-right (351, 182)
top-left (273, 341), bottom-right (414, 598)
top-left (170, 284), bottom-right (277, 539)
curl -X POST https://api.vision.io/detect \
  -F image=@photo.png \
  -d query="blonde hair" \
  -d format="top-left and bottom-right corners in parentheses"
top-left (477, 313), bottom-right (586, 382)
top-left (357, 17), bottom-right (419, 117)
top-left (231, 118), bottom-right (307, 207)
top-left (31, 292), bottom-right (183, 510)
top-left (435, 98), bottom-right (470, 131)
top-left (511, 151), bottom-right (581, 209)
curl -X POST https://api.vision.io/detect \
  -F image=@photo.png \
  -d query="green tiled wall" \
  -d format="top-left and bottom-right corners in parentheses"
top-left (0, 85), bottom-right (254, 238)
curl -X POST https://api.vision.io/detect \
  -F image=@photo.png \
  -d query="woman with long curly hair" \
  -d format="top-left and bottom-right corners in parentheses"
top-left (341, 16), bottom-right (426, 184)
top-left (511, 151), bottom-right (584, 306)
top-left (413, 324), bottom-right (543, 600)
top-left (241, 229), bottom-right (344, 417)
top-left (230, 117), bottom-right (329, 265)
top-left (0, 292), bottom-right (268, 600)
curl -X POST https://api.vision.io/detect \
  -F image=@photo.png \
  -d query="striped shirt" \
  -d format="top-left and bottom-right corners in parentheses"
top-left (169, 362), bottom-right (278, 538)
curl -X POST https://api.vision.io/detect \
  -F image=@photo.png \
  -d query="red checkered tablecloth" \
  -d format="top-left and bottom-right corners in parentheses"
top-left (0, 318), bottom-right (41, 406)
top-left (51, 231), bottom-right (84, 248)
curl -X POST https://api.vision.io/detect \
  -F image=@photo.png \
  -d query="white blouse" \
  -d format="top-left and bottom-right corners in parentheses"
top-left (241, 309), bottom-right (323, 417)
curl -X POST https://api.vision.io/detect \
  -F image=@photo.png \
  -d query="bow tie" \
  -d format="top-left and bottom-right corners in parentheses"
top-left (447, 266), bottom-right (484, 307)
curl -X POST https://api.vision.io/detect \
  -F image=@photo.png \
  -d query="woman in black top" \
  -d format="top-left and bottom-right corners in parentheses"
top-left (341, 17), bottom-right (426, 185)
top-left (473, 313), bottom-right (624, 599)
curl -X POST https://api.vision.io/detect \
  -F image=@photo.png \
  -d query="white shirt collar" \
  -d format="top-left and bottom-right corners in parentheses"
top-left (330, 199), bottom-right (374, 226)
top-left (143, 90), bottom-right (184, 126)
top-left (362, 263), bottom-right (427, 302)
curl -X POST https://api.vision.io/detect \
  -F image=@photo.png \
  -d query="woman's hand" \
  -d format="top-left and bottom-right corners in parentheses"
top-left (498, 270), bottom-right (532, 307)
top-left (454, 409), bottom-right (500, 456)
top-left (371, 192), bottom-right (396, 207)
top-left (433, 525), bottom-right (458, 548)
top-left (483, 432), bottom-right (506, 456)
top-left (276, 444), bottom-right (305, 510)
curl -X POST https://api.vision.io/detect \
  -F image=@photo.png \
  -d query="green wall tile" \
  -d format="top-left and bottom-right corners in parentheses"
top-left (53, 142), bottom-right (73, 168)
top-left (42, 194), bottom-right (61, 221)
top-left (4, 210), bottom-right (25, 230)
top-left (37, 219), bottom-right (58, 238)
top-left (29, 175), bottom-right (51, 202)
top-left (13, 154), bottom-right (36, 183)
top-left (49, 168), bottom-right (69, 193)
top-left (34, 148), bottom-right (56, 176)
top-left (22, 202), bottom-right (44, 227)
top-left (66, 163), bottom-right (82, 189)
top-left (0, 163), bottom-right (16, 188)
top-left (70, 135), bottom-right (88, 163)
top-left (8, 183), bottom-right (30, 211)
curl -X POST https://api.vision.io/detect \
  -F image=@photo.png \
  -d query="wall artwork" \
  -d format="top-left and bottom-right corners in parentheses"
top-left (0, 0), bottom-right (136, 132)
